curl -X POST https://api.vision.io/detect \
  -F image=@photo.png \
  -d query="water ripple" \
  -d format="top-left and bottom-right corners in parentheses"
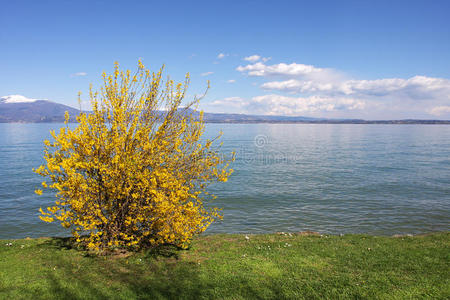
top-left (1, 123), bottom-right (450, 238)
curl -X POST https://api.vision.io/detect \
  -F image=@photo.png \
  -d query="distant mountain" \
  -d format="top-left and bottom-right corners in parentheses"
top-left (202, 112), bottom-right (319, 123)
top-left (0, 95), bottom-right (80, 123)
top-left (1, 95), bottom-right (449, 124)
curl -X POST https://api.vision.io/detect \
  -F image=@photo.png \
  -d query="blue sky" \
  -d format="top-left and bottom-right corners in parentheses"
top-left (1, 0), bottom-right (450, 119)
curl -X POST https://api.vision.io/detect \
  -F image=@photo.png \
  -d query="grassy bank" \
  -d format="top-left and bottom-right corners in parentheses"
top-left (0, 232), bottom-right (448, 299)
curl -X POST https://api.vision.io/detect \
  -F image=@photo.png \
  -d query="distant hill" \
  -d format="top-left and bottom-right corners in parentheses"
top-left (202, 112), bottom-right (319, 123)
top-left (0, 95), bottom-right (80, 123)
top-left (1, 95), bottom-right (449, 124)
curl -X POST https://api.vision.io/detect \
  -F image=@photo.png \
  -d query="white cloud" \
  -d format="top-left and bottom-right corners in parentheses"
top-left (237, 62), bottom-right (334, 78)
top-left (239, 62), bottom-right (450, 100)
top-left (71, 72), bottom-right (87, 77)
top-left (201, 71), bottom-right (214, 76)
top-left (217, 53), bottom-right (228, 59)
top-left (244, 55), bottom-right (261, 62)
top-left (208, 94), bottom-right (365, 116)
top-left (429, 106), bottom-right (450, 116)
top-left (261, 75), bottom-right (450, 100)
top-left (236, 61), bottom-right (450, 118)
top-left (227, 79), bottom-right (236, 83)
top-left (210, 97), bottom-right (246, 109)
top-left (250, 95), bottom-right (365, 115)
top-left (261, 79), bottom-right (335, 94)
top-left (243, 55), bottom-right (271, 63)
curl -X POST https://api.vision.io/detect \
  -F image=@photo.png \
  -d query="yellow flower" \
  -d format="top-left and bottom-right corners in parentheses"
top-left (33, 60), bottom-right (234, 251)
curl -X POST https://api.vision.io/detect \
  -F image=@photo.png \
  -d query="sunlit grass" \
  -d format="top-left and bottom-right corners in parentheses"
top-left (1, 232), bottom-right (448, 299)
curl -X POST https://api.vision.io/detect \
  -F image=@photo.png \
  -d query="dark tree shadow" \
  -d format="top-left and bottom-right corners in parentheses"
top-left (36, 236), bottom-right (79, 251)
top-left (144, 244), bottom-right (184, 260)
top-left (32, 237), bottom-right (206, 299)
top-left (32, 237), bottom-right (290, 299)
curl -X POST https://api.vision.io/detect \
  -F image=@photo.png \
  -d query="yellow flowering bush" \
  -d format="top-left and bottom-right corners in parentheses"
top-left (34, 61), bottom-right (233, 251)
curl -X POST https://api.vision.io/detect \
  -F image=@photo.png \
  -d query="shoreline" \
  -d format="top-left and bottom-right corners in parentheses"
top-left (2, 230), bottom-right (448, 242)
top-left (2, 120), bottom-right (450, 124)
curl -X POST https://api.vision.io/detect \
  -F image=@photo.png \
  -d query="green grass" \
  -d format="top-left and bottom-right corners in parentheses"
top-left (0, 232), bottom-right (449, 299)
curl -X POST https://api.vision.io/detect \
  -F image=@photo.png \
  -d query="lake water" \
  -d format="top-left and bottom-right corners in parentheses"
top-left (0, 123), bottom-right (449, 239)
